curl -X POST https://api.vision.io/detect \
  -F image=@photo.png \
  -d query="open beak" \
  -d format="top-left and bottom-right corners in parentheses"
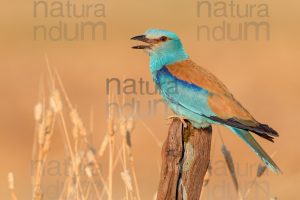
top-left (131, 35), bottom-right (152, 49)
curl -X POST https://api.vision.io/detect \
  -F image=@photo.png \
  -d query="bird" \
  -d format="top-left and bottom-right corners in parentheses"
top-left (131, 29), bottom-right (281, 173)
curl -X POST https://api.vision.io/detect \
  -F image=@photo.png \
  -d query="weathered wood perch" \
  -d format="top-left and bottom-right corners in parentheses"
top-left (157, 119), bottom-right (212, 200)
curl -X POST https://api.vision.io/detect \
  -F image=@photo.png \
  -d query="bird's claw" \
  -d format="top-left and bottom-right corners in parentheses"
top-left (167, 115), bottom-right (188, 128)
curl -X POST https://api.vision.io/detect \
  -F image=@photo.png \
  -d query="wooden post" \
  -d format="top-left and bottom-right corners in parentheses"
top-left (157, 119), bottom-right (212, 200)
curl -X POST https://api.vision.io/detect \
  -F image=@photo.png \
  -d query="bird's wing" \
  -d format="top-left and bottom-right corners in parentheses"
top-left (166, 59), bottom-right (278, 141)
top-left (166, 59), bottom-right (253, 120)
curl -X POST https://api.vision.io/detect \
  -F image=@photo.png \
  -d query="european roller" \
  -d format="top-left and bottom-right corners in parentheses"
top-left (131, 29), bottom-right (280, 173)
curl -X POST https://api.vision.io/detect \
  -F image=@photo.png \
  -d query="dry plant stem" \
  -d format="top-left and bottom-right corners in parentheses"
top-left (33, 111), bottom-right (56, 200)
top-left (92, 159), bottom-right (109, 196)
top-left (54, 69), bottom-right (72, 110)
top-left (8, 173), bottom-right (18, 200)
top-left (107, 92), bottom-right (115, 200)
top-left (218, 129), bottom-right (243, 200)
top-left (99, 145), bottom-right (125, 199)
top-left (32, 79), bottom-right (44, 171)
top-left (127, 149), bottom-right (141, 200)
top-left (108, 135), bottom-right (114, 200)
top-left (122, 141), bottom-right (130, 200)
top-left (87, 152), bottom-right (109, 196)
top-left (58, 112), bottom-right (83, 193)
top-left (84, 183), bottom-right (92, 199)
top-left (123, 123), bottom-right (141, 200)
top-left (88, 176), bottom-right (101, 199)
top-left (157, 119), bottom-right (212, 200)
top-left (243, 176), bottom-right (257, 199)
top-left (58, 177), bottom-right (70, 200)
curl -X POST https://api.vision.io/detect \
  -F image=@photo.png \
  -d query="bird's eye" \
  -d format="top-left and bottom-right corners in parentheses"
top-left (160, 36), bottom-right (168, 42)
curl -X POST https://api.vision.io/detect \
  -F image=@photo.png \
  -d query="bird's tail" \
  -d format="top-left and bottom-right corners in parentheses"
top-left (228, 127), bottom-right (282, 174)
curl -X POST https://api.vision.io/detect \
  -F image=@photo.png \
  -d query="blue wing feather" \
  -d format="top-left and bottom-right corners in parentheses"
top-left (154, 66), bottom-right (215, 127)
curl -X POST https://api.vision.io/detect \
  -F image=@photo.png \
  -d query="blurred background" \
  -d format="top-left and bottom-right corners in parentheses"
top-left (0, 0), bottom-right (300, 199)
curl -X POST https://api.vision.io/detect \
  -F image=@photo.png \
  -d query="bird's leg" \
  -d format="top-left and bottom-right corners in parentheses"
top-left (167, 115), bottom-right (188, 128)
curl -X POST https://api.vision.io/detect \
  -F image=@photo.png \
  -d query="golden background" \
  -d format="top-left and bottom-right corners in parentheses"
top-left (0, 0), bottom-right (299, 199)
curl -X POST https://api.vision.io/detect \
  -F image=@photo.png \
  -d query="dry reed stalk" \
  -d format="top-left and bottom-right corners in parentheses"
top-left (84, 150), bottom-right (104, 198)
top-left (123, 149), bottom-right (131, 199)
top-left (221, 144), bottom-right (240, 193)
top-left (8, 172), bottom-right (18, 200)
top-left (33, 107), bottom-right (56, 200)
top-left (31, 86), bottom-right (45, 199)
top-left (84, 165), bottom-right (101, 199)
top-left (84, 181), bottom-right (92, 200)
top-left (107, 93), bottom-right (115, 200)
top-left (100, 148), bottom-right (121, 197)
top-left (119, 117), bottom-right (133, 199)
top-left (58, 177), bottom-right (71, 200)
top-left (218, 128), bottom-right (243, 200)
top-left (119, 118), bottom-right (130, 200)
top-left (98, 135), bottom-right (109, 157)
top-left (69, 108), bottom-right (88, 199)
top-left (124, 118), bottom-right (141, 200)
top-left (31, 66), bottom-right (60, 200)
top-left (31, 81), bottom-right (44, 177)
top-left (199, 163), bottom-right (212, 200)
top-left (108, 127), bottom-right (115, 200)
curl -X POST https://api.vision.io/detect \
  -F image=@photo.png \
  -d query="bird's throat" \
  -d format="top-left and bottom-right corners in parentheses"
top-left (149, 50), bottom-right (189, 73)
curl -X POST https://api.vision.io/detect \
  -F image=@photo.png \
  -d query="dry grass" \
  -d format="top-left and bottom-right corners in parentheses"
top-left (7, 57), bottom-right (146, 200)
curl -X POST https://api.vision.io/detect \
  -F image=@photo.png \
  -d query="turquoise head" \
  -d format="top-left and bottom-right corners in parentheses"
top-left (131, 29), bottom-right (189, 72)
